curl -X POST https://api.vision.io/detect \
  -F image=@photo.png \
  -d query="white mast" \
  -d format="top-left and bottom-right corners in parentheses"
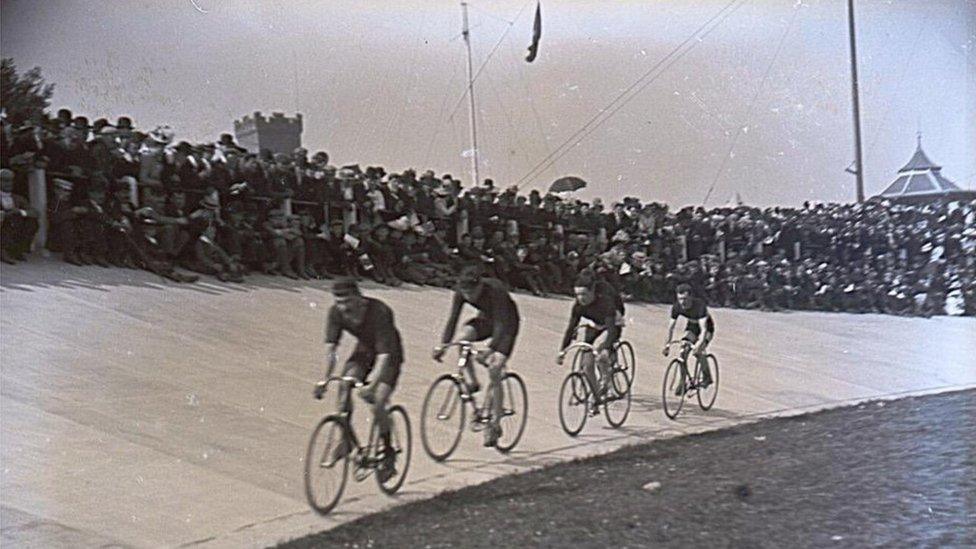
top-left (461, 2), bottom-right (481, 187)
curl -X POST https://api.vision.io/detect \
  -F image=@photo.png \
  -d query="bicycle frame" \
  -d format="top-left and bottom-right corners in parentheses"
top-left (315, 376), bottom-right (382, 473)
top-left (439, 341), bottom-right (500, 423)
top-left (665, 341), bottom-right (703, 388)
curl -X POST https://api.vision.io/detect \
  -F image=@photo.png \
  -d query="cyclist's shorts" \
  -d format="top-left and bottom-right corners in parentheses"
top-left (344, 345), bottom-right (402, 389)
top-left (682, 327), bottom-right (700, 343)
top-left (464, 315), bottom-right (519, 357)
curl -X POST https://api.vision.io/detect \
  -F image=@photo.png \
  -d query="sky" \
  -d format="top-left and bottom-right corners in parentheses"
top-left (2, 0), bottom-right (974, 207)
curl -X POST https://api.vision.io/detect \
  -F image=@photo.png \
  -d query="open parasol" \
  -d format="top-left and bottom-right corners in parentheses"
top-left (549, 176), bottom-right (587, 194)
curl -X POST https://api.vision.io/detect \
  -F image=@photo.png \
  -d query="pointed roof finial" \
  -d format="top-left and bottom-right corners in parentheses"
top-left (916, 130), bottom-right (922, 149)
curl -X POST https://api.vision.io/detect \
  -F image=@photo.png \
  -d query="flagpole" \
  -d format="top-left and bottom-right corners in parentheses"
top-left (847, 0), bottom-right (866, 203)
top-left (461, 2), bottom-right (481, 187)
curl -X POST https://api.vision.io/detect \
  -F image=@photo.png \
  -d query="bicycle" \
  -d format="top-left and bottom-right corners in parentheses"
top-left (568, 323), bottom-right (637, 392)
top-left (559, 328), bottom-right (633, 436)
top-left (420, 341), bottom-right (528, 461)
top-left (661, 340), bottom-right (719, 420)
top-left (304, 376), bottom-right (412, 515)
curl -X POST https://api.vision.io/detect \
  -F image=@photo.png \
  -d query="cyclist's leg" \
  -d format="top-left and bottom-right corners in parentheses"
top-left (676, 329), bottom-right (698, 395)
top-left (367, 377), bottom-right (398, 480)
top-left (339, 355), bottom-right (369, 414)
top-left (367, 363), bottom-right (400, 449)
top-left (333, 356), bottom-right (369, 460)
top-left (485, 351), bottom-right (507, 444)
top-left (595, 325), bottom-right (620, 392)
top-left (579, 325), bottom-right (600, 391)
top-left (698, 331), bottom-right (714, 385)
top-left (460, 316), bottom-right (492, 391)
top-left (485, 322), bottom-right (517, 443)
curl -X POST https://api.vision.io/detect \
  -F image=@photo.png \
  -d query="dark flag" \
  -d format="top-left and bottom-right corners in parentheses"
top-left (525, 1), bottom-right (542, 63)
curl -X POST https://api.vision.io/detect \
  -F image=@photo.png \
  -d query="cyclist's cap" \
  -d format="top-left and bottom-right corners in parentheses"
top-left (574, 270), bottom-right (596, 289)
top-left (331, 277), bottom-right (360, 297)
top-left (457, 264), bottom-right (483, 289)
top-left (676, 283), bottom-right (692, 294)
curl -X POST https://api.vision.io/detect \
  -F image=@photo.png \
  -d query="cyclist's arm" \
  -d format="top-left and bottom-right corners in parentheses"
top-left (560, 307), bottom-right (582, 351)
top-left (614, 291), bottom-right (625, 315)
top-left (369, 305), bottom-right (399, 390)
top-left (324, 307), bottom-right (342, 377)
top-left (664, 318), bottom-right (678, 345)
top-left (440, 292), bottom-right (464, 344)
top-left (488, 286), bottom-right (513, 347)
top-left (324, 343), bottom-right (339, 378)
top-left (704, 313), bottom-right (715, 335)
top-left (602, 313), bottom-right (621, 351)
top-left (369, 354), bottom-right (393, 390)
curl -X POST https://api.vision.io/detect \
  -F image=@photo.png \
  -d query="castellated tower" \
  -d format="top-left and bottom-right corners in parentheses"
top-left (233, 111), bottom-right (303, 155)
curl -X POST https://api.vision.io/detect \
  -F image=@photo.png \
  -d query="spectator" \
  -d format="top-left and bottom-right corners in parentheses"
top-left (1, 168), bottom-right (39, 263)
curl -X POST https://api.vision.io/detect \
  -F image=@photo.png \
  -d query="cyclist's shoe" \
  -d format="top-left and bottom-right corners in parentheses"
top-left (377, 445), bottom-right (397, 483)
top-left (325, 438), bottom-right (351, 467)
top-left (483, 424), bottom-right (502, 447)
top-left (589, 402), bottom-right (601, 416)
top-left (470, 409), bottom-right (488, 431)
top-left (674, 382), bottom-right (686, 397)
top-left (700, 368), bottom-right (713, 388)
top-left (466, 380), bottom-right (481, 394)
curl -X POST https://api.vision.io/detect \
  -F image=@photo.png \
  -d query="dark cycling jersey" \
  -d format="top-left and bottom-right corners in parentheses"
top-left (561, 280), bottom-right (625, 350)
top-left (325, 297), bottom-right (404, 364)
top-left (670, 297), bottom-right (715, 335)
top-left (441, 278), bottom-right (520, 353)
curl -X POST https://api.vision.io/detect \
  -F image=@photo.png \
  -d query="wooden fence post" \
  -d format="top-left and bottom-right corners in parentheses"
top-left (27, 169), bottom-right (48, 251)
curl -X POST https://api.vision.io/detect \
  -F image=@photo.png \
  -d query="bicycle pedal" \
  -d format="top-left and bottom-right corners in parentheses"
top-left (353, 467), bottom-right (371, 482)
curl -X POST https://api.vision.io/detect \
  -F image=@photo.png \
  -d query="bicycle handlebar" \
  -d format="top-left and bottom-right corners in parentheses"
top-left (575, 322), bottom-right (605, 334)
top-left (562, 341), bottom-right (596, 355)
top-left (319, 375), bottom-right (366, 392)
top-left (439, 340), bottom-right (477, 351)
top-left (664, 340), bottom-right (696, 352)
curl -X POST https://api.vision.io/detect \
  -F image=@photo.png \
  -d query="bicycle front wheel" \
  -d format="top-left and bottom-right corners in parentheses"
top-left (304, 416), bottom-right (350, 515)
top-left (615, 340), bottom-right (637, 391)
top-left (420, 374), bottom-right (466, 461)
top-left (570, 347), bottom-right (587, 376)
top-left (495, 372), bottom-right (528, 453)
top-left (375, 404), bottom-right (412, 495)
top-left (558, 372), bottom-right (590, 437)
top-left (603, 366), bottom-right (632, 428)
top-left (662, 359), bottom-right (686, 420)
top-left (696, 354), bottom-right (719, 411)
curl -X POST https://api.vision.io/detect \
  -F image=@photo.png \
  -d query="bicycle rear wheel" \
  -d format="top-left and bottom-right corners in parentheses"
top-left (696, 354), bottom-right (719, 411)
top-left (615, 340), bottom-right (637, 391)
top-left (304, 416), bottom-right (350, 515)
top-left (558, 372), bottom-right (590, 436)
top-left (662, 359), bottom-right (686, 420)
top-left (375, 405), bottom-right (412, 495)
top-left (603, 367), bottom-right (632, 428)
top-left (420, 374), bottom-right (466, 461)
top-left (495, 372), bottom-right (528, 453)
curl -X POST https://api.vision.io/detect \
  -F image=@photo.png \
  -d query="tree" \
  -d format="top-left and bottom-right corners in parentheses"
top-left (1, 58), bottom-right (55, 126)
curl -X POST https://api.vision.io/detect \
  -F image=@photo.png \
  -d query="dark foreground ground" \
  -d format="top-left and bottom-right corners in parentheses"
top-left (282, 390), bottom-right (976, 548)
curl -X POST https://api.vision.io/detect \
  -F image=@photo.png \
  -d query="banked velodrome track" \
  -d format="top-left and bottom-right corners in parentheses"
top-left (2, 260), bottom-right (974, 547)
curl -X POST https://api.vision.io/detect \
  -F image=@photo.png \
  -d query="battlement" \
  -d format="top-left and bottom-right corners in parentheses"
top-left (233, 111), bottom-right (303, 154)
top-left (233, 111), bottom-right (303, 134)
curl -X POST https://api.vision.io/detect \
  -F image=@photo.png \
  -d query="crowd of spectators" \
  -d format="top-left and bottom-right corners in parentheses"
top-left (2, 109), bottom-right (974, 316)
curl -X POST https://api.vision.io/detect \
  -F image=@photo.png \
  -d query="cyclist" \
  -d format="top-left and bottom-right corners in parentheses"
top-left (434, 263), bottom-right (520, 447)
top-left (557, 270), bottom-right (625, 412)
top-left (315, 277), bottom-right (403, 481)
top-left (662, 283), bottom-right (715, 395)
